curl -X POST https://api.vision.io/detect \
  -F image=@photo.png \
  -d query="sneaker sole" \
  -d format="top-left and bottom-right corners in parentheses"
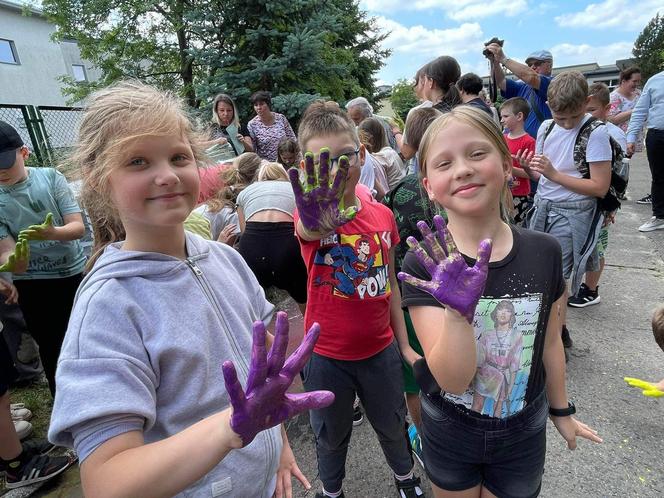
top-left (352, 417), bottom-right (364, 426)
top-left (5, 458), bottom-right (75, 489)
top-left (635, 200), bottom-right (652, 204)
top-left (639, 224), bottom-right (664, 232)
top-left (568, 296), bottom-right (601, 308)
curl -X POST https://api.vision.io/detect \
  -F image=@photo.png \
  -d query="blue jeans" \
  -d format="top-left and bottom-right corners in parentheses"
top-left (421, 390), bottom-right (548, 497)
top-left (302, 342), bottom-right (413, 492)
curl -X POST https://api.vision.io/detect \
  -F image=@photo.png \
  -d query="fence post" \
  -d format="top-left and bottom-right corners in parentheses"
top-left (20, 105), bottom-right (45, 165)
top-left (26, 106), bottom-right (54, 166)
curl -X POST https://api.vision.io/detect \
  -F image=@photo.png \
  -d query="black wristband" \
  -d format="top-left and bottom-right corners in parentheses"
top-left (549, 401), bottom-right (576, 417)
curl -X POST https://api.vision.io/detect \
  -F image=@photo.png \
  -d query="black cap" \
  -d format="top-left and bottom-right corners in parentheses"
top-left (0, 121), bottom-right (24, 169)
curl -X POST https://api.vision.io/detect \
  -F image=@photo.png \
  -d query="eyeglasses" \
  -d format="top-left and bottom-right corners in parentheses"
top-left (330, 149), bottom-right (360, 169)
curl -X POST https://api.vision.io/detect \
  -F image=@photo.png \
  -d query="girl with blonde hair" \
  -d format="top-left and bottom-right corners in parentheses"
top-left (48, 80), bottom-right (330, 498)
top-left (400, 106), bottom-right (601, 498)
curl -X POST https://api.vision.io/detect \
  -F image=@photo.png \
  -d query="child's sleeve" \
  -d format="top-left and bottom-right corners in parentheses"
top-left (586, 125), bottom-right (612, 163)
top-left (48, 282), bottom-right (158, 462)
top-left (535, 120), bottom-right (550, 154)
top-left (52, 170), bottom-right (82, 216)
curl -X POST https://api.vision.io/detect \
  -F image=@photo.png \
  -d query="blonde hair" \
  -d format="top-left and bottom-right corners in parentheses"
top-left (547, 71), bottom-right (588, 113)
top-left (653, 305), bottom-right (664, 353)
top-left (206, 152), bottom-right (261, 212)
top-left (257, 162), bottom-right (288, 181)
top-left (69, 80), bottom-right (206, 271)
top-left (418, 106), bottom-right (512, 222)
top-left (298, 101), bottom-right (359, 152)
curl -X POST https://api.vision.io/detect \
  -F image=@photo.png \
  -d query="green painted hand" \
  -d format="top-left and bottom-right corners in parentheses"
top-left (18, 213), bottom-right (55, 241)
top-left (624, 377), bottom-right (664, 398)
top-left (0, 239), bottom-right (30, 273)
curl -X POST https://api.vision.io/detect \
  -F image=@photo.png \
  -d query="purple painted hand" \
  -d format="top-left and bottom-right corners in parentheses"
top-left (398, 215), bottom-right (492, 324)
top-left (288, 148), bottom-right (358, 234)
top-left (222, 311), bottom-right (334, 446)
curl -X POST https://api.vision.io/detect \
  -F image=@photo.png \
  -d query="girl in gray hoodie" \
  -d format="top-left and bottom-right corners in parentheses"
top-left (48, 81), bottom-right (332, 498)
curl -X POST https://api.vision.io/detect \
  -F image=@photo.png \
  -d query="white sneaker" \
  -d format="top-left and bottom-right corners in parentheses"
top-left (638, 217), bottom-right (664, 232)
top-left (14, 420), bottom-right (33, 440)
top-left (11, 403), bottom-right (33, 422)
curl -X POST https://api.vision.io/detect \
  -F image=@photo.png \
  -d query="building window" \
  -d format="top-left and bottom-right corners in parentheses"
top-left (72, 64), bottom-right (87, 82)
top-left (0, 39), bottom-right (19, 64)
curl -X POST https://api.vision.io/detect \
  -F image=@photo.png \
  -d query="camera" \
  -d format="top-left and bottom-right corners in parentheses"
top-left (483, 37), bottom-right (504, 60)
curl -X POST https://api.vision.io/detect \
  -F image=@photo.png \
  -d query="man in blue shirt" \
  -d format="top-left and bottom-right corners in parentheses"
top-left (627, 70), bottom-right (664, 232)
top-left (486, 45), bottom-right (554, 138)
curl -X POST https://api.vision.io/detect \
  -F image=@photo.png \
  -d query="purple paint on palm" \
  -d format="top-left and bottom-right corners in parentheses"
top-left (288, 148), bottom-right (357, 235)
top-left (222, 311), bottom-right (334, 446)
top-left (398, 215), bottom-right (492, 324)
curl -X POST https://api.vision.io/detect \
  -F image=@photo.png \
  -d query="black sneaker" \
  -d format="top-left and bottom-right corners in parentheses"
top-left (395, 475), bottom-right (425, 497)
top-left (561, 326), bottom-right (573, 349)
top-left (636, 194), bottom-right (652, 204)
top-left (5, 453), bottom-right (77, 489)
top-left (567, 283), bottom-right (600, 308)
top-left (0, 439), bottom-right (57, 477)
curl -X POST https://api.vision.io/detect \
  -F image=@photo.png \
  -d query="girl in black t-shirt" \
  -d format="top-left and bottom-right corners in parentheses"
top-left (399, 106), bottom-right (601, 498)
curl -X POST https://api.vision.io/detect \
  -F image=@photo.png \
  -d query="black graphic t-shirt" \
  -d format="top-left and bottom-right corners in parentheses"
top-left (401, 226), bottom-right (565, 418)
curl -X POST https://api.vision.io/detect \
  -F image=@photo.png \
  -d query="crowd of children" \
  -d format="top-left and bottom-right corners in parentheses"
top-left (0, 46), bottom-right (661, 498)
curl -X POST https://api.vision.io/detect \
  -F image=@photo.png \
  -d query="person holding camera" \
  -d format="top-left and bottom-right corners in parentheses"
top-left (485, 42), bottom-right (554, 139)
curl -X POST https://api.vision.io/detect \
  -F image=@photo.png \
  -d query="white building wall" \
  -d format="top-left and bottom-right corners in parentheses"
top-left (0, 4), bottom-right (98, 106)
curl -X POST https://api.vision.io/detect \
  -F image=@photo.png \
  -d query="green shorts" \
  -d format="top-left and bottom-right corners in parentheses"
top-left (402, 310), bottom-right (424, 394)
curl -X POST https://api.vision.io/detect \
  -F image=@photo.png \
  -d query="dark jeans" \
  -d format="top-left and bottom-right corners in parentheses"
top-left (302, 342), bottom-right (413, 493)
top-left (14, 273), bottom-right (83, 397)
top-left (646, 128), bottom-right (664, 218)
top-left (420, 391), bottom-right (548, 497)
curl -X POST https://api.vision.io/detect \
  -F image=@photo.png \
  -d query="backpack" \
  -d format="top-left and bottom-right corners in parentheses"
top-left (543, 117), bottom-right (627, 213)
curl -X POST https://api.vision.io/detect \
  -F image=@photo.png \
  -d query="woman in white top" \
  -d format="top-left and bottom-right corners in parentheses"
top-left (358, 117), bottom-right (405, 193)
top-left (608, 67), bottom-right (643, 148)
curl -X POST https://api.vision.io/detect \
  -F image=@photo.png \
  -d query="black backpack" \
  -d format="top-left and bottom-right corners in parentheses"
top-left (543, 117), bottom-right (627, 213)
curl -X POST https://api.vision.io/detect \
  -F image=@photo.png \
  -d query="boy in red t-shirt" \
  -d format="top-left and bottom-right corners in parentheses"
top-left (288, 102), bottom-right (424, 498)
top-left (500, 97), bottom-right (536, 225)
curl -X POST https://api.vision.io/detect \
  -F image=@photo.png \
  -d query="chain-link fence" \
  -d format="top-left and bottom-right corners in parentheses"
top-left (0, 104), bottom-right (83, 170)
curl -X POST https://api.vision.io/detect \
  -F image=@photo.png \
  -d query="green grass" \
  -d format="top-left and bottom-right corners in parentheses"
top-left (9, 378), bottom-right (53, 440)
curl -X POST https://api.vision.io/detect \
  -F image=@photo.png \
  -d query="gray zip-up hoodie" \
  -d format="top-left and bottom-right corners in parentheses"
top-left (49, 232), bottom-right (281, 497)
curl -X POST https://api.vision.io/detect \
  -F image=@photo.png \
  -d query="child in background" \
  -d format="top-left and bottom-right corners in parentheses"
top-left (277, 138), bottom-right (301, 169)
top-left (289, 101), bottom-right (424, 498)
top-left (400, 106), bottom-right (601, 498)
top-left (0, 120), bottom-right (86, 398)
top-left (500, 97), bottom-right (536, 226)
top-left (194, 152), bottom-right (261, 244)
top-left (625, 305), bottom-right (664, 396)
top-left (48, 81), bottom-right (331, 498)
top-left (359, 117), bottom-right (405, 192)
top-left (519, 71), bottom-right (612, 349)
top-left (568, 82), bottom-right (627, 308)
top-left (383, 105), bottom-right (442, 465)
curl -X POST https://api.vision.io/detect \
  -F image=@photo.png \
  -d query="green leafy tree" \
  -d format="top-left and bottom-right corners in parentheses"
top-left (43, 0), bottom-right (389, 126)
top-left (633, 13), bottom-right (664, 81)
top-left (389, 79), bottom-right (418, 122)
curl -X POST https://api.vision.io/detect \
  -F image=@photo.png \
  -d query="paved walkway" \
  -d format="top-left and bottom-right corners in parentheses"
top-left (3, 150), bottom-right (663, 497)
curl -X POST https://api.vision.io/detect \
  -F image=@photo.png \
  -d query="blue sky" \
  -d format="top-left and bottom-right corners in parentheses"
top-left (362, 0), bottom-right (663, 85)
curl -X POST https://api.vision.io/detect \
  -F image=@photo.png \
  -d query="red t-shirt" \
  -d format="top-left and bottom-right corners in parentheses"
top-left (504, 134), bottom-right (535, 197)
top-left (197, 163), bottom-right (232, 204)
top-left (294, 185), bottom-right (399, 360)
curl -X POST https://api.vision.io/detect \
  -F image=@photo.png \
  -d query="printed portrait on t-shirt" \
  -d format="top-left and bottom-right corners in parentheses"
top-left (312, 231), bottom-right (392, 299)
top-left (444, 294), bottom-right (542, 418)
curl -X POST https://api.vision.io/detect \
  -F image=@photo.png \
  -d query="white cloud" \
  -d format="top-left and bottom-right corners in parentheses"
top-left (550, 41), bottom-right (634, 66)
top-left (361, 0), bottom-right (527, 20)
top-left (375, 16), bottom-right (484, 57)
top-left (555, 0), bottom-right (663, 30)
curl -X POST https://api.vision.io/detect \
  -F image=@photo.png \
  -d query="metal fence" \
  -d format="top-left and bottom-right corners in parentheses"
top-left (0, 104), bottom-right (83, 168)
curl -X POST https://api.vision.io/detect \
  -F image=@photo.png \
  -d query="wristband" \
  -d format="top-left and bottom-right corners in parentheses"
top-left (549, 401), bottom-right (576, 417)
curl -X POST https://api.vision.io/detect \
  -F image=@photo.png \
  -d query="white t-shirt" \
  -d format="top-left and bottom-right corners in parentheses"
top-left (535, 115), bottom-right (612, 202)
top-left (605, 121), bottom-right (627, 152)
